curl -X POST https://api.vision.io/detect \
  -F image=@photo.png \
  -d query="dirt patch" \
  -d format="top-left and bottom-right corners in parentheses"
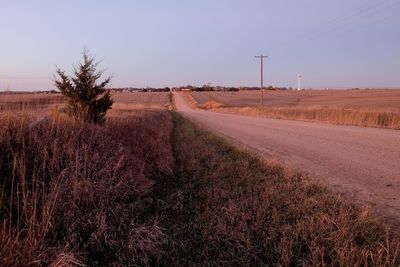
top-left (201, 100), bottom-right (224, 109)
top-left (180, 92), bottom-right (198, 109)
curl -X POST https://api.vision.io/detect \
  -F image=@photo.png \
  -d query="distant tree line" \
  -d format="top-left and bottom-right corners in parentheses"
top-left (173, 85), bottom-right (295, 92)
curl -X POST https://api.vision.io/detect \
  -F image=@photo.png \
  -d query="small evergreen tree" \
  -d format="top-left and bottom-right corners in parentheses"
top-left (55, 51), bottom-right (113, 124)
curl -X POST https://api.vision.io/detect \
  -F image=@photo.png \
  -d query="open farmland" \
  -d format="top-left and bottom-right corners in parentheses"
top-left (0, 92), bottom-right (171, 118)
top-left (0, 93), bottom-right (65, 117)
top-left (1, 91), bottom-right (400, 265)
top-left (111, 92), bottom-right (171, 110)
top-left (190, 89), bottom-right (400, 129)
top-left (3, 0), bottom-right (400, 265)
top-left (0, 93), bottom-right (64, 107)
top-left (192, 89), bottom-right (400, 112)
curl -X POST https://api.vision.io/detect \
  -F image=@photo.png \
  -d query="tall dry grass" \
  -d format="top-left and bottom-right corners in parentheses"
top-left (1, 92), bottom-right (400, 266)
top-left (221, 106), bottom-right (400, 129)
top-left (0, 95), bottom-right (64, 111)
top-left (0, 110), bottom-right (174, 266)
top-left (0, 94), bottom-right (65, 120)
top-left (188, 92), bottom-right (400, 129)
top-left (157, 113), bottom-right (400, 266)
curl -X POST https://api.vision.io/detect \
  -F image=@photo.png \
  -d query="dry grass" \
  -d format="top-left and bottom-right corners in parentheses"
top-left (180, 92), bottom-right (199, 109)
top-left (161, 113), bottom-right (400, 266)
top-left (201, 100), bottom-right (224, 109)
top-left (221, 106), bottom-right (400, 129)
top-left (1, 93), bottom-right (400, 266)
top-left (192, 90), bottom-right (400, 112)
top-left (0, 109), bottom-right (174, 266)
top-left (190, 90), bottom-right (400, 129)
top-left (0, 93), bottom-right (65, 118)
top-left (111, 92), bottom-right (172, 110)
top-left (0, 93), bottom-right (64, 106)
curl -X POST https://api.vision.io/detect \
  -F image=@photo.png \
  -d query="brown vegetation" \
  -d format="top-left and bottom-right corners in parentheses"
top-left (160, 114), bottom-right (400, 266)
top-left (1, 94), bottom-right (400, 266)
top-left (222, 106), bottom-right (400, 129)
top-left (111, 92), bottom-right (172, 110)
top-left (191, 90), bottom-right (400, 129)
top-left (180, 92), bottom-right (199, 109)
top-left (0, 93), bottom-right (65, 118)
top-left (0, 109), bottom-right (174, 266)
top-left (192, 90), bottom-right (400, 111)
top-left (201, 100), bottom-right (224, 109)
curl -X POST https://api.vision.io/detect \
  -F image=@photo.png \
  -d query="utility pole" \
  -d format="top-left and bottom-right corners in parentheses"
top-left (255, 54), bottom-right (268, 109)
top-left (298, 74), bottom-right (302, 91)
top-left (207, 82), bottom-right (212, 110)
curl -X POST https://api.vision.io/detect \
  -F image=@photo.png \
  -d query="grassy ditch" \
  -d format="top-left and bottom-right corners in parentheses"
top-left (157, 113), bottom-right (400, 266)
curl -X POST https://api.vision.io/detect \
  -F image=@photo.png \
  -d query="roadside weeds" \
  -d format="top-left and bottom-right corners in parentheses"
top-left (185, 92), bottom-right (400, 129)
top-left (1, 108), bottom-right (399, 266)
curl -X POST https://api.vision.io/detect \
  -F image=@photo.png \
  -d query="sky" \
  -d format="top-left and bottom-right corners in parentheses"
top-left (0, 0), bottom-right (399, 91)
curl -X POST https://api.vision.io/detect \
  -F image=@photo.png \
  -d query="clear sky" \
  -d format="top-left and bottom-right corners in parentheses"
top-left (1, 0), bottom-right (399, 91)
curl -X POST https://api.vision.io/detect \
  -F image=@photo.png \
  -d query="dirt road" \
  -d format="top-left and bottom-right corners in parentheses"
top-left (173, 92), bottom-right (400, 224)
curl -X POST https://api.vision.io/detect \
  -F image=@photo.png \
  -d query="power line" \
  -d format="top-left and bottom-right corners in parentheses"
top-left (255, 54), bottom-right (268, 110)
top-left (270, 0), bottom-right (400, 51)
top-left (298, 0), bottom-right (400, 44)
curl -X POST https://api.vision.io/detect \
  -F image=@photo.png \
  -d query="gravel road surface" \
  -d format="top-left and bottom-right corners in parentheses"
top-left (174, 92), bottom-right (400, 224)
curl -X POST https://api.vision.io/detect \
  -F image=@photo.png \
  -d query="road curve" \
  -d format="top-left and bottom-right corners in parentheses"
top-left (173, 92), bottom-right (400, 223)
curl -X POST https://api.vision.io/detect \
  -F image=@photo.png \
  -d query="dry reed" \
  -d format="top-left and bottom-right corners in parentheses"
top-left (221, 106), bottom-right (400, 129)
top-left (0, 109), bottom-right (174, 266)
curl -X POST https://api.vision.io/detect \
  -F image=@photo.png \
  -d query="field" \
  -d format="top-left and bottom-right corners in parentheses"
top-left (111, 92), bottom-right (171, 110)
top-left (0, 93), bottom-right (65, 118)
top-left (0, 92), bottom-right (171, 118)
top-left (192, 89), bottom-right (400, 111)
top-left (190, 89), bottom-right (400, 129)
top-left (1, 92), bottom-right (400, 266)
